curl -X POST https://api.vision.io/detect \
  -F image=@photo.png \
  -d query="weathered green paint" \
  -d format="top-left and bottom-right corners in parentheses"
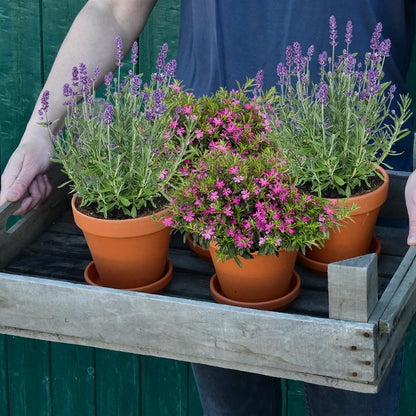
top-left (0, 1), bottom-right (43, 171)
top-left (0, 335), bottom-right (8, 416)
top-left (1, 1), bottom-right (416, 415)
top-left (6, 337), bottom-right (52, 416)
top-left (95, 349), bottom-right (141, 416)
top-left (50, 343), bottom-right (96, 416)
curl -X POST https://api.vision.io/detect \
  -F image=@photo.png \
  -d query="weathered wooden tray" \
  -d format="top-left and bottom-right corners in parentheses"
top-left (0, 168), bottom-right (415, 393)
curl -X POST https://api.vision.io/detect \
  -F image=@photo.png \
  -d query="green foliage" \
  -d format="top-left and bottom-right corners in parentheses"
top-left (41, 41), bottom-right (196, 218)
top-left (266, 18), bottom-right (412, 197)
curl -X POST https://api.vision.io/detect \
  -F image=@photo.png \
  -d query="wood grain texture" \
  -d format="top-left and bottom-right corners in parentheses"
top-left (328, 254), bottom-right (378, 322)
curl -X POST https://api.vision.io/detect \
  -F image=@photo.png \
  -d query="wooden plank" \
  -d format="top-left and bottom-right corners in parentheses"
top-left (369, 246), bottom-right (416, 331)
top-left (50, 343), bottom-right (96, 416)
top-left (141, 356), bottom-right (188, 416)
top-left (41, 0), bottom-right (87, 79)
top-left (0, 164), bottom-right (69, 269)
top-left (0, 2), bottom-right (43, 172)
top-left (0, 272), bottom-right (378, 392)
top-left (0, 335), bottom-right (8, 414)
top-left (188, 365), bottom-right (204, 416)
top-left (328, 254), bottom-right (378, 322)
top-left (398, 320), bottom-right (416, 415)
top-left (139, 0), bottom-right (181, 83)
top-left (377, 255), bottom-right (416, 334)
top-left (95, 350), bottom-right (141, 416)
top-left (6, 337), bottom-right (52, 416)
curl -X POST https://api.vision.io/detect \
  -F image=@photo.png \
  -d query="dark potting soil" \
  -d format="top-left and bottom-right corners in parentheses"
top-left (300, 172), bottom-right (384, 199)
top-left (75, 195), bottom-right (168, 220)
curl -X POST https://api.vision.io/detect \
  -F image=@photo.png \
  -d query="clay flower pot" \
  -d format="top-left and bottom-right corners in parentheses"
top-left (72, 195), bottom-right (172, 290)
top-left (299, 166), bottom-right (389, 275)
top-left (209, 242), bottom-right (299, 305)
top-left (187, 234), bottom-right (212, 262)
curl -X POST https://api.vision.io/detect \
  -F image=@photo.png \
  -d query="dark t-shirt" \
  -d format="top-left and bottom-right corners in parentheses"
top-left (176, 0), bottom-right (416, 171)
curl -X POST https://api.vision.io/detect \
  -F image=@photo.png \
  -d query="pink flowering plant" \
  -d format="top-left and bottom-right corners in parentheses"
top-left (166, 142), bottom-right (348, 265)
top-left (39, 38), bottom-right (196, 219)
top-left (177, 78), bottom-right (276, 157)
top-left (266, 16), bottom-right (412, 198)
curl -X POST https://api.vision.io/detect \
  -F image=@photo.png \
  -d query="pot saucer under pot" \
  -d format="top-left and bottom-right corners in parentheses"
top-left (84, 259), bottom-right (173, 293)
top-left (210, 271), bottom-right (301, 311)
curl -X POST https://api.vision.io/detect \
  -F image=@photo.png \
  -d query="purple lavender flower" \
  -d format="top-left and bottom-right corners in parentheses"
top-left (276, 62), bottom-right (286, 78)
top-left (345, 21), bottom-right (353, 45)
top-left (367, 68), bottom-right (382, 96)
top-left (319, 51), bottom-right (327, 67)
top-left (255, 69), bottom-right (264, 91)
top-left (129, 75), bottom-right (142, 95)
top-left (388, 84), bottom-right (397, 99)
top-left (115, 36), bottom-right (124, 67)
top-left (101, 102), bottom-right (114, 125)
top-left (156, 43), bottom-right (168, 71)
top-left (379, 39), bottom-right (391, 57)
top-left (104, 72), bottom-right (113, 88)
top-left (38, 90), bottom-right (50, 116)
top-left (344, 54), bottom-right (356, 74)
top-left (164, 59), bottom-right (177, 77)
top-left (131, 41), bottom-right (138, 65)
top-left (307, 45), bottom-right (315, 60)
top-left (78, 63), bottom-right (91, 92)
top-left (370, 22), bottom-right (383, 50)
top-left (92, 65), bottom-right (100, 82)
top-left (315, 82), bottom-right (328, 105)
top-left (329, 15), bottom-right (338, 47)
top-left (63, 83), bottom-right (73, 97)
top-left (286, 45), bottom-right (293, 67)
top-left (72, 67), bottom-right (79, 87)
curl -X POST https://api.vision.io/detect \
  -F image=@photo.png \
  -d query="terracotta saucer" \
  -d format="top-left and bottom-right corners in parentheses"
top-left (84, 259), bottom-right (173, 293)
top-left (187, 235), bottom-right (212, 262)
top-left (297, 235), bottom-right (381, 277)
top-left (209, 271), bottom-right (301, 311)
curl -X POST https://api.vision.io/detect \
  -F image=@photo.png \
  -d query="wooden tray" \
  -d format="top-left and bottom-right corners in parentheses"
top-left (0, 168), bottom-right (414, 393)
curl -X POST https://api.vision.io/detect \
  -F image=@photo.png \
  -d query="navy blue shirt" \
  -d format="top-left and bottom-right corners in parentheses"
top-left (176, 0), bottom-right (416, 171)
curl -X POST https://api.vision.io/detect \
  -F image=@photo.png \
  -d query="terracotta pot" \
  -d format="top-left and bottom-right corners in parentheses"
top-left (209, 242), bottom-right (298, 303)
top-left (187, 234), bottom-right (212, 262)
top-left (71, 195), bottom-right (171, 289)
top-left (301, 166), bottom-right (389, 267)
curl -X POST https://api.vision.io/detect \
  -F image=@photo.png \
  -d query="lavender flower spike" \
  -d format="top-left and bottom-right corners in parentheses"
top-left (345, 21), bottom-right (353, 45)
top-left (38, 90), bottom-right (50, 117)
top-left (255, 69), bottom-right (264, 91)
top-left (329, 15), bottom-right (338, 47)
top-left (115, 36), bottom-right (123, 67)
top-left (101, 102), bottom-right (114, 125)
top-left (131, 41), bottom-right (138, 65)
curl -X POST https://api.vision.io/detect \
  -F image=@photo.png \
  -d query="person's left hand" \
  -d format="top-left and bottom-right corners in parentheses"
top-left (405, 170), bottom-right (416, 245)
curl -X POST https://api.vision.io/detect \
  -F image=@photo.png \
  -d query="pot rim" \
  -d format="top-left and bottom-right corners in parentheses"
top-left (71, 194), bottom-right (170, 237)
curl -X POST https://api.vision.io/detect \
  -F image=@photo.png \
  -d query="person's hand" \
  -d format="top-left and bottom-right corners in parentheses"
top-left (406, 170), bottom-right (416, 245)
top-left (0, 135), bottom-right (53, 215)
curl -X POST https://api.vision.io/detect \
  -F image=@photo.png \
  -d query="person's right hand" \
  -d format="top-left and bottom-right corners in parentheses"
top-left (0, 134), bottom-right (53, 215)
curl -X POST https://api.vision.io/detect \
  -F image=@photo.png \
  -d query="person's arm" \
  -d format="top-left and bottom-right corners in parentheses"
top-left (0, 0), bottom-right (157, 214)
top-left (406, 170), bottom-right (416, 245)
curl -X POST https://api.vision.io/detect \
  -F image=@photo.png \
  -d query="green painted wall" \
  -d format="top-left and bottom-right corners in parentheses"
top-left (0, 1), bottom-right (416, 415)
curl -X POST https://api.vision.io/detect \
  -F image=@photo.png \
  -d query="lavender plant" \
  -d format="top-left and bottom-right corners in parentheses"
top-left (266, 16), bottom-right (412, 198)
top-left (40, 39), bottom-right (196, 219)
top-left (166, 142), bottom-right (348, 265)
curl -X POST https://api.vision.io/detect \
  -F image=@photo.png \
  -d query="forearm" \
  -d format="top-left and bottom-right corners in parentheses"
top-left (23, 0), bottom-right (157, 143)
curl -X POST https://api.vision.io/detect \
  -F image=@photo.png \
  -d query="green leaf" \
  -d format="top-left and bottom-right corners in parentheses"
top-left (333, 175), bottom-right (345, 186)
top-left (118, 195), bottom-right (131, 206)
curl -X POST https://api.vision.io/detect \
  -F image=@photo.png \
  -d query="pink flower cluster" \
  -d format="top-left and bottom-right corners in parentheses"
top-left (167, 143), bottom-right (344, 260)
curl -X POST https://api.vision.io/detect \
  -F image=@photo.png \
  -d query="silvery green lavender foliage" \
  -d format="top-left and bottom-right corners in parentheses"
top-left (40, 39), bottom-right (196, 218)
top-left (266, 16), bottom-right (412, 198)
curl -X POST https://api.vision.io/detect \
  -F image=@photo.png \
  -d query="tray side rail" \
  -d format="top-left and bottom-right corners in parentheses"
top-left (0, 164), bottom-right (69, 269)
